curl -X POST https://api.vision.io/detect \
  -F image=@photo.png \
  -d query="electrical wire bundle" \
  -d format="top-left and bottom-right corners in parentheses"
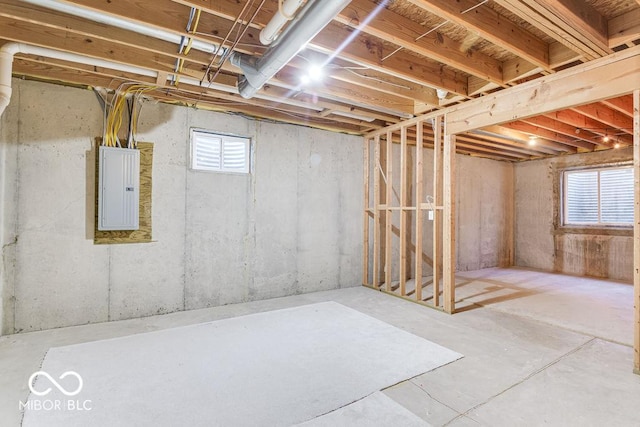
top-left (102, 83), bottom-right (155, 149)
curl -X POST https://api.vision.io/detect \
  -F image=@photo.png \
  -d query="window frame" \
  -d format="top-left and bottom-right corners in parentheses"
top-left (561, 163), bottom-right (633, 229)
top-left (189, 128), bottom-right (252, 175)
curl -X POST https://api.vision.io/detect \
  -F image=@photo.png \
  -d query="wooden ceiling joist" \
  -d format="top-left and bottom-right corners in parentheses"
top-left (404, 0), bottom-right (550, 69)
top-left (3, 0), bottom-right (638, 161)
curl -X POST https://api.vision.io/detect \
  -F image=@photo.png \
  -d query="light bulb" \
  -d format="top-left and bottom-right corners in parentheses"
top-left (603, 135), bottom-right (610, 143)
top-left (308, 64), bottom-right (324, 82)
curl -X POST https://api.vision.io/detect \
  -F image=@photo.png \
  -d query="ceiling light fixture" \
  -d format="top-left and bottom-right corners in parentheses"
top-left (307, 64), bottom-right (324, 82)
top-left (603, 134), bottom-right (610, 143)
top-left (614, 142), bottom-right (621, 149)
top-left (528, 136), bottom-right (537, 146)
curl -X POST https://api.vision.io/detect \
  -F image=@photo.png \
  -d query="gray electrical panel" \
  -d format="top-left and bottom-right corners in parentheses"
top-left (98, 146), bottom-right (140, 231)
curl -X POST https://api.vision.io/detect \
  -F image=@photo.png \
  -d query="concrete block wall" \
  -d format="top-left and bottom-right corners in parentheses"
top-left (0, 79), bottom-right (362, 334)
top-left (514, 148), bottom-right (633, 282)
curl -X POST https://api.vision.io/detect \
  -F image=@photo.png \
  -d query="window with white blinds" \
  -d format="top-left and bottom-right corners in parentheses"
top-left (563, 166), bottom-right (633, 226)
top-left (190, 129), bottom-right (250, 174)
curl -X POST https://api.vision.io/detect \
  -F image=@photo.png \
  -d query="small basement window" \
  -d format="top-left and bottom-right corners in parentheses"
top-left (190, 129), bottom-right (250, 174)
top-left (563, 165), bottom-right (633, 227)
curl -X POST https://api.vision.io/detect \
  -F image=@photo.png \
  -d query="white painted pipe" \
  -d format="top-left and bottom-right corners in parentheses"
top-left (260, 0), bottom-right (305, 46)
top-left (0, 42), bottom-right (157, 118)
top-left (0, 44), bottom-right (19, 118)
top-left (22, 0), bottom-right (220, 55)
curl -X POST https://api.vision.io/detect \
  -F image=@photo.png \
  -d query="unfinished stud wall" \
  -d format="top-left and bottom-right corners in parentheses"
top-left (515, 148), bottom-right (633, 282)
top-left (0, 78), bottom-right (362, 334)
top-left (363, 117), bottom-right (514, 312)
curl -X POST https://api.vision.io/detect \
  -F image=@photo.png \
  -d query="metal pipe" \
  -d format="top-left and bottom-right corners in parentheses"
top-left (230, 0), bottom-right (351, 99)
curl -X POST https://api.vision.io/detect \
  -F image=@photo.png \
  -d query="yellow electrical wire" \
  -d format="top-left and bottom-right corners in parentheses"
top-left (103, 83), bottom-right (155, 149)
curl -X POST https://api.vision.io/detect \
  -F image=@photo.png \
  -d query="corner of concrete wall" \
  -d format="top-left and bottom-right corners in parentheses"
top-left (0, 78), bottom-right (20, 335)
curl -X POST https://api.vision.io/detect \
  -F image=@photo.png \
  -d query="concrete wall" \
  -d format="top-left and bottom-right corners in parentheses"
top-left (0, 79), bottom-right (362, 334)
top-left (514, 148), bottom-right (633, 282)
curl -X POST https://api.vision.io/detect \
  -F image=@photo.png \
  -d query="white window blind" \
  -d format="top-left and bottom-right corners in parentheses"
top-left (564, 166), bottom-right (633, 226)
top-left (190, 130), bottom-right (250, 174)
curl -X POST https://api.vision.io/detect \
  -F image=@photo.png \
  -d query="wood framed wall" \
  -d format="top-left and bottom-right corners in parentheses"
top-left (362, 45), bottom-right (640, 371)
top-left (362, 112), bottom-right (455, 313)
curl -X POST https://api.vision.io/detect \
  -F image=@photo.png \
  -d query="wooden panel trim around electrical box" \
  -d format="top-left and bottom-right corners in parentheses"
top-left (94, 139), bottom-right (153, 244)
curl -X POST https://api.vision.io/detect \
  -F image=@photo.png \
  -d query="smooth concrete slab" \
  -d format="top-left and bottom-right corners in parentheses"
top-left (454, 267), bottom-right (633, 345)
top-left (296, 392), bottom-right (431, 427)
top-left (2, 268), bottom-right (639, 427)
top-left (467, 339), bottom-right (640, 426)
top-left (21, 302), bottom-right (461, 427)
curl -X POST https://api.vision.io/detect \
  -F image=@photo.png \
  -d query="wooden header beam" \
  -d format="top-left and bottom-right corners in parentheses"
top-left (446, 45), bottom-right (640, 135)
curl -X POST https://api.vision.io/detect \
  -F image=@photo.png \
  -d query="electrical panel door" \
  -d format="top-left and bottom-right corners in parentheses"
top-left (98, 146), bottom-right (140, 231)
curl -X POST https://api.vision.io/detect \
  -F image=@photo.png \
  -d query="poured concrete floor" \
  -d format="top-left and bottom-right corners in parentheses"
top-left (2, 267), bottom-right (640, 426)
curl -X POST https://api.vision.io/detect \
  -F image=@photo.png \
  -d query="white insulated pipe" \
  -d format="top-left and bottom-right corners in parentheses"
top-left (231, 0), bottom-right (351, 99)
top-left (260, 0), bottom-right (305, 46)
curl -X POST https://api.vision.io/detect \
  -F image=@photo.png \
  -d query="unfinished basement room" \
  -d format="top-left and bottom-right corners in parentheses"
top-left (1, 0), bottom-right (639, 426)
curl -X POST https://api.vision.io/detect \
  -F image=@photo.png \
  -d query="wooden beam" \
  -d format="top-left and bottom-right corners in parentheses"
top-left (337, 0), bottom-right (503, 84)
top-left (405, 0), bottom-right (550, 69)
top-left (501, 121), bottom-right (597, 150)
top-left (363, 137), bottom-right (370, 286)
top-left (311, 22), bottom-right (468, 96)
top-left (274, 68), bottom-right (414, 115)
top-left (601, 96), bottom-right (634, 117)
top-left (520, 115), bottom-right (609, 147)
top-left (447, 45), bottom-right (640, 134)
top-left (547, 110), bottom-right (633, 145)
top-left (373, 135), bottom-right (382, 288)
top-left (496, 0), bottom-right (610, 59)
top-left (480, 125), bottom-right (577, 153)
top-left (433, 116), bottom-right (443, 307)
top-left (175, 0), bottom-right (469, 95)
top-left (572, 104), bottom-right (634, 135)
top-left (415, 121), bottom-right (424, 302)
top-left (385, 131), bottom-right (394, 292)
top-left (634, 88), bottom-right (639, 374)
top-left (443, 130), bottom-right (456, 314)
top-left (399, 126), bottom-right (408, 296)
top-left (609, 8), bottom-right (640, 49)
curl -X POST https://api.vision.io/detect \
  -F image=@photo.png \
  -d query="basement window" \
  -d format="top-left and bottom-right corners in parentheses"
top-left (190, 129), bottom-right (250, 174)
top-left (562, 165), bottom-right (633, 227)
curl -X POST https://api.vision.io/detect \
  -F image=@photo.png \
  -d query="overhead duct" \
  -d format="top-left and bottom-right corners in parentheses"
top-left (230, 0), bottom-right (351, 99)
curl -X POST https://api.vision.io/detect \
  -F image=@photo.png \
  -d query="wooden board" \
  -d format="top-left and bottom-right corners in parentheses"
top-left (94, 140), bottom-right (153, 244)
top-left (634, 89), bottom-right (640, 374)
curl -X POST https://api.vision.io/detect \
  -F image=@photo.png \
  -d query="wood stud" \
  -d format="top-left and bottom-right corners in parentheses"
top-left (363, 114), bottom-right (449, 312)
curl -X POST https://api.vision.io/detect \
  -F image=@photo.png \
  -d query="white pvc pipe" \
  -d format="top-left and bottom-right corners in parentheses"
top-left (0, 44), bottom-right (19, 117)
top-left (0, 42), bottom-right (158, 117)
top-left (260, 0), bottom-right (305, 45)
top-left (22, 0), bottom-right (220, 54)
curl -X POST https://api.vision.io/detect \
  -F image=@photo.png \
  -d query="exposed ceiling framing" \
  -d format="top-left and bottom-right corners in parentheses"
top-left (1, 0), bottom-right (638, 161)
